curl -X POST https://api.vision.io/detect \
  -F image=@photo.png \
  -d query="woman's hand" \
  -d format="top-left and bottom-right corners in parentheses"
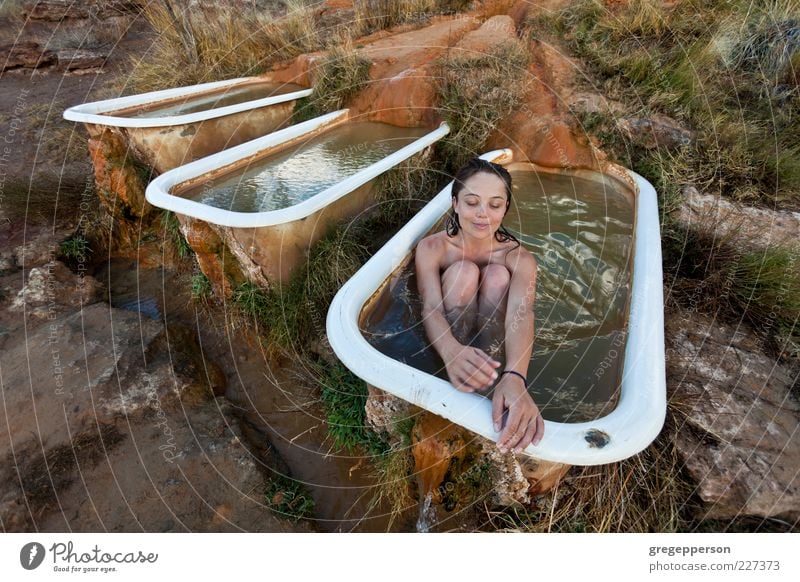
top-left (442, 343), bottom-right (501, 393)
top-left (492, 374), bottom-right (544, 452)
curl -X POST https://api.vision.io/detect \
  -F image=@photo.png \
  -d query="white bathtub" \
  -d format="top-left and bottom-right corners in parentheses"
top-left (144, 110), bottom-right (450, 283)
top-left (63, 77), bottom-right (313, 172)
top-left (326, 149), bottom-right (666, 465)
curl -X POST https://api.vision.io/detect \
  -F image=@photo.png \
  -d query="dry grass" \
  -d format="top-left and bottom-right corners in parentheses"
top-left (435, 40), bottom-right (530, 171)
top-left (293, 36), bottom-right (372, 120)
top-left (352, 0), bottom-right (475, 35)
top-left (555, 0), bottom-right (800, 208)
top-left (122, 0), bottom-right (321, 93)
top-left (484, 414), bottom-right (696, 532)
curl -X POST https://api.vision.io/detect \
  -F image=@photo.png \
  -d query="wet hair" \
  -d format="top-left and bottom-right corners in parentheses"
top-left (446, 157), bottom-right (520, 246)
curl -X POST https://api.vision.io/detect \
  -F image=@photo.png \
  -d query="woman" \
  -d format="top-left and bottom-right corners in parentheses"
top-left (415, 158), bottom-right (544, 453)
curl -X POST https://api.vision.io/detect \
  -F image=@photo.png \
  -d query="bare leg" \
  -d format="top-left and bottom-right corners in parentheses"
top-left (441, 260), bottom-right (480, 345)
top-left (476, 264), bottom-right (510, 361)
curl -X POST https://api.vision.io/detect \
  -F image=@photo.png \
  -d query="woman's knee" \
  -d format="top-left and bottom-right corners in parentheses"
top-left (442, 260), bottom-right (480, 306)
top-left (480, 264), bottom-right (511, 305)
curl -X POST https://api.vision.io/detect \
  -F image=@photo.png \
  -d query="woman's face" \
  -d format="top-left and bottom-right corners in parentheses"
top-left (452, 171), bottom-right (508, 241)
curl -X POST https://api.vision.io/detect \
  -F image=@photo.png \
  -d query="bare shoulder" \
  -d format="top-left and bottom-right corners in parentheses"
top-left (416, 231), bottom-right (447, 260)
top-left (504, 245), bottom-right (538, 276)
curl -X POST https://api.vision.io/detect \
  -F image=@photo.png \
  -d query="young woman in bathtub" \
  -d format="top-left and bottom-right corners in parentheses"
top-left (415, 157), bottom-right (544, 453)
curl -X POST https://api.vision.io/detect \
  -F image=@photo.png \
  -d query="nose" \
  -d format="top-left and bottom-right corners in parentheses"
top-left (475, 203), bottom-right (487, 217)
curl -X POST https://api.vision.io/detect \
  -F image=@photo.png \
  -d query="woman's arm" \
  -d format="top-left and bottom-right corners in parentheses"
top-left (492, 248), bottom-right (544, 451)
top-left (415, 236), bottom-right (499, 392)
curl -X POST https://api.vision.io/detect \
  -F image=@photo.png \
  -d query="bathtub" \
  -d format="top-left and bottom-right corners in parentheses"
top-left (326, 149), bottom-right (666, 465)
top-left (145, 110), bottom-right (450, 284)
top-left (63, 77), bottom-right (312, 172)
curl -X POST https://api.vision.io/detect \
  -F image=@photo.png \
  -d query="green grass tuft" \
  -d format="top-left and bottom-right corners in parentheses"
top-left (160, 210), bottom-right (193, 259)
top-left (59, 235), bottom-right (92, 263)
top-left (265, 474), bottom-right (316, 522)
top-left (190, 272), bottom-right (212, 300)
top-left (315, 358), bottom-right (388, 457)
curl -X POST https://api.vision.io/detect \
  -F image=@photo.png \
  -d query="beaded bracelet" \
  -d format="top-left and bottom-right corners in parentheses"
top-left (500, 370), bottom-right (528, 386)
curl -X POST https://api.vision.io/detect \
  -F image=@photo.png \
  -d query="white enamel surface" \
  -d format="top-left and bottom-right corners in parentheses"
top-left (144, 111), bottom-right (451, 228)
top-left (326, 150), bottom-right (666, 465)
top-left (63, 77), bottom-right (312, 128)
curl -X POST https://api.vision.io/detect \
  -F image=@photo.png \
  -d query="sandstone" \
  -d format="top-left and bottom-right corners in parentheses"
top-left (0, 301), bottom-right (287, 531)
top-left (10, 260), bottom-right (103, 318)
top-left (618, 116), bottom-right (694, 149)
top-left (678, 186), bottom-right (800, 249)
top-left (666, 308), bottom-right (800, 521)
top-left (56, 48), bottom-right (108, 71)
top-left (22, 0), bottom-right (140, 21)
top-left (453, 15), bottom-right (517, 55)
top-left (0, 42), bottom-right (56, 71)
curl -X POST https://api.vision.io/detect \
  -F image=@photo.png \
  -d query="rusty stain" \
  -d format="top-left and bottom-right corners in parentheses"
top-left (584, 429), bottom-right (610, 448)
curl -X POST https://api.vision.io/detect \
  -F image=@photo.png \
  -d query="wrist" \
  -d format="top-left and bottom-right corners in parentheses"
top-left (500, 369), bottom-right (528, 386)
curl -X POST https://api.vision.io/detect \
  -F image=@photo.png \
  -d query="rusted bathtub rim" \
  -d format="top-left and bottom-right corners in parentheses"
top-left (144, 110), bottom-right (451, 228)
top-left (326, 149), bottom-right (666, 466)
top-left (62, 77), bottom-right (312, 128)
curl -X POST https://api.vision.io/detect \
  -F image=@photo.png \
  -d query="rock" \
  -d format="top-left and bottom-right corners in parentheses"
top-left (0, 250), bottom-right (16, 274)
top-left (678, 186), bottom-right (800, 249)
top-left (22, 0), bottom-right (140, 21)
top-left (0, 302), bottom-right (294, 531)
top-left (617, 116), bottom-right (694, 149)
top-left (666, 308), bottom-right (800, 521)
top-left (454, 15), bottom-right (517, 54)
top-left (56, 48), bottom-right (108, 71)
top-left (0, 42), bottom-right (56, 71)
top-left (10, 260), bottom-right (103, 317)
top-left (364, 384), bottom-right (411, 435)
top-left (348, 16), bottom-right (479, 127)
top-left (178, 216), bottom-right (247, 298)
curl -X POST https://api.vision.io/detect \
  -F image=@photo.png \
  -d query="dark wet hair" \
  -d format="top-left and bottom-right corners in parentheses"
top-left (446, 157), bottom-right (520, 246)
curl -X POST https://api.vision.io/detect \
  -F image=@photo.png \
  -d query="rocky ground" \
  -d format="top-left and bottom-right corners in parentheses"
top-left (1, 0), bottom-right (798, 532)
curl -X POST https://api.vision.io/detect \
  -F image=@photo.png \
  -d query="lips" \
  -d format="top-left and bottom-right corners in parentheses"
top-left (473, 223), bottom-right (490, 230)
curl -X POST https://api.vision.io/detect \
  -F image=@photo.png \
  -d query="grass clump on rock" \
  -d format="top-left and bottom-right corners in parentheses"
top-left (435, 41), bottom-right (530, 171)
top-left (292, 39), bottom-right (372, 122)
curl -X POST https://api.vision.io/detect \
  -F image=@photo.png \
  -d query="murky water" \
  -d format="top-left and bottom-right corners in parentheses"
top-left (120, 81), bottom-right (305, 118)
top-left (363, 170), bottom-right (634, 423)
top-left (180, 122), bottom-right (428, 212)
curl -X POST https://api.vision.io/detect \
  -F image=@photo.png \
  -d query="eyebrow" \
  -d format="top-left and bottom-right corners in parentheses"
top-left (463, 192), bottom-right (506, 200)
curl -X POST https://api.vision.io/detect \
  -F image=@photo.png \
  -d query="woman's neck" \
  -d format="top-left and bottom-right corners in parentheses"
top-left (458, 231), bottom-right (498, 257)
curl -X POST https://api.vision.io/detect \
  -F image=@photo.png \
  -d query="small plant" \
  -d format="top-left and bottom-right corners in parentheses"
top-left (190, 272), bottom-right (213, 300)
top-left (160, 210), bottom-right (193, 259)
top-left (264, 474), bottom-right (316, 521)
top-left (233, 281), bottom-right (272, 320)
top-left (59, 235), bottom-right (92, 263)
